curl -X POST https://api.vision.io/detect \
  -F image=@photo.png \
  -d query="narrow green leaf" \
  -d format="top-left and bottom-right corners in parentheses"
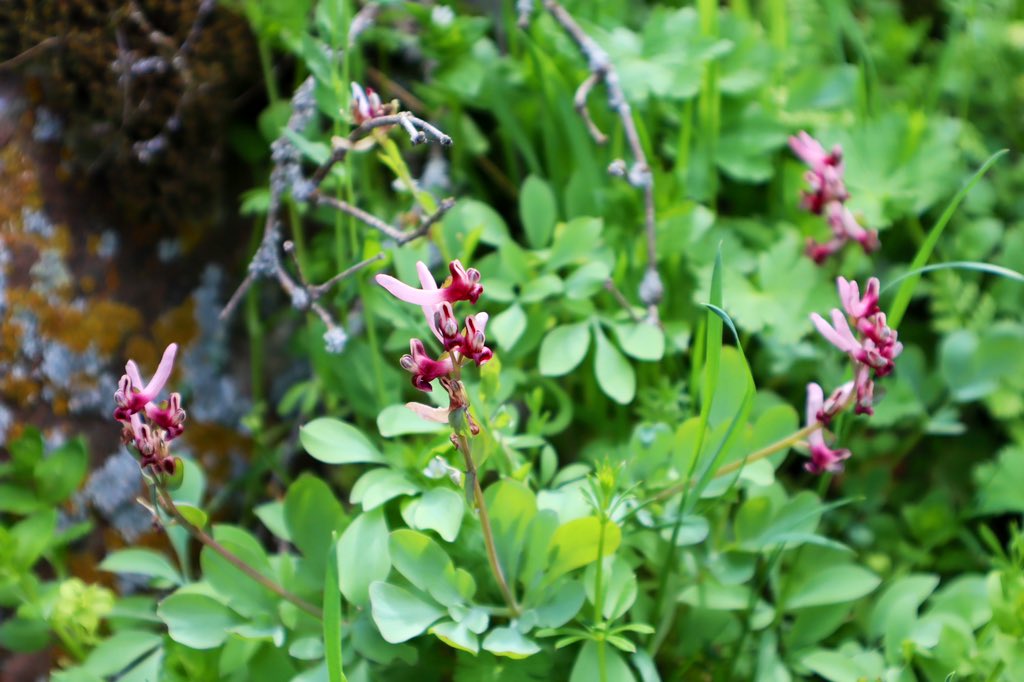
top-left (324, 533), bottom-right (348, 682)
top-left (882, 260), bottom-right (1024, 292)
top-left (888, 149), bottom-right (1008, 328)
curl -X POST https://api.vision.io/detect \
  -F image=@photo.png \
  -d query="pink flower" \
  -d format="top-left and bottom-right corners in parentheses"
top-left (351, 82), bottom-right (386, 124)
top-left (826, 203), bottom-right (879, 254)
top-left (804, 383), bottom-right (852, 474)
top-left (114, 343), bottom-right (178, 422)
top-left (811, 309), bottom-right (861, 355)
top-left (810, 277), bottom-right (902, 419)
top-left (376, 260), bottom-right (483, 308)
top-left (400, 339), bottom-right (455, 392)
top-left (837, 277), bottom-right (880, 320)
top-left (790, 131), bottom-right (880, 264)
top-left (145, 393), bottom-right (187, 441)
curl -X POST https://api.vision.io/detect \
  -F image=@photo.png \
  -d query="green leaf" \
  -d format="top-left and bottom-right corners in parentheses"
top-left (973, 446), bottom-right (1024, 515)
top-left (300, 417), bottom-right (385, 465)
top-left (520, 274), bottom-right (564, 303)
top-left (785, 565), bottom-right (881, 609)
top-left (548, 217), bottom-right (603, 270)
top-left (430, 620), bottom-right (479, 655)
top-left (564, 261), bottom-right (611, 300)
top-left (324, 533), bottom-right (348, 682)
top-left (337, 508), bottom-right (391, 607)
top-left (490, 304), bottom-right (527, 350)
top-left (200, 526), bottom-right (278, 617)
top-left (0, 617), bottom-right (50, 652)
top-left (411, 488), bottom-right (464, 542)
top-left (571, 641), bottom-right (636, 682)
top-left (482, 628), bottom-right (540, 659)
top-left (79, 630), bottom-right (162, 677)
top-left (520, 175), bottom-right (558, 248)
top-left (285, 474), bottom-right (346, 575)
top-left (100, 549), bottom-right (183, 586)
top-left (254, 501), bottom-right (291, 542)
top-left (377, 404), bottom-right (447, 437)
top-left (547, 517), bottom-right (622, 582)
top-left (389, 529), bottom-right (464, 607)
top-left (158, 593), bottom-right (240, 650)
top-left (612, 322), bottom-right (665, 361)
top-left (9, 427), bottom-right (44, 471)
top-left (11, 509), bottom-right (57, 568)
top-left (539, 323), bottom-right (591, 376)
top-left (369, 582), bottom-right (445, 643)
top-left (484, 480), bottom-right (538, 587)
top-left (593, 326), bottom-right (636, 404)
top-left (175, 503), bottom-right (208, 529)
top-left (34, 437), bottom-right (88, 503)
top-left (350, 468), bottom-right (419, 510)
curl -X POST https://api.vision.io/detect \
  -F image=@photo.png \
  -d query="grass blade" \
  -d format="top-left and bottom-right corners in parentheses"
top-left (324, 532), bottom-right (347, 682)
top-left (887, 149), bottom-right (1008, 328)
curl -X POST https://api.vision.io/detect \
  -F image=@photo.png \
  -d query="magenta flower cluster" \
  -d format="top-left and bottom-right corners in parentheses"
top-left (790, 132), bottom-right (879, 264)
top-left (376, 260), bottom-right (491, 393)
top-left (113, 343), bottom-right (186, 477)
top-left (804, 277), bottom-right (903, 473)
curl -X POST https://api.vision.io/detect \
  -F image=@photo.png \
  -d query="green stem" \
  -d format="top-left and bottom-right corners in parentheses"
top-left (456, 434), bottom-right (520, 616)
top-left (651, 422), bottom-right (823, 504)
top-left (594, 512), bottom-right (609, 682)
top-left (154, 486), bottom-right (322, 619)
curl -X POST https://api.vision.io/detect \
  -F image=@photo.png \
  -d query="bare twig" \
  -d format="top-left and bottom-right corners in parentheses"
top-left (604, 279), bottom-right (642, 324)
top-left (534, 1), bottom-right (663, 323)
top-left (221, 76), bottom-right (455, 354)
top-left (0, 36), bottom-right (61, 71)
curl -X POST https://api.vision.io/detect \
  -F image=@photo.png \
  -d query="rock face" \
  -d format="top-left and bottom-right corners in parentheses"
top-left (0, 0), bottom-right (258, 228)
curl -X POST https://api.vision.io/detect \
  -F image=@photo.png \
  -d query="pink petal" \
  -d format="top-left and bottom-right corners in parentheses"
top-left (125, 360), bottom-right (143, 389)
top-left (138, 343), bottom-right (177, 401)
top-left (376, 273), bottom-right (446, 306)
top-left (405, 402), bottom-right (449, 424)
top-left (806, 382), bottom-right (824, 427)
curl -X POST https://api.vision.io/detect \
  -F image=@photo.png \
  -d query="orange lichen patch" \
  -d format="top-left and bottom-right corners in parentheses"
top-left (186, 422), bottom-right (254, 483)
top-left (58, 301), bottom-right (143, 356)
top-left (152, 298), bottom-right (200, 350)
top-left (0, 377), bottom-right (40, 407)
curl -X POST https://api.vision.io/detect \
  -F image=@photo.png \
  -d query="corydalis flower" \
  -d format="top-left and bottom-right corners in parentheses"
top-left (376, 260), bottom-right (483, 308)
top-left (377, 260), bottom-right (492, 395)
top-left (114, 344), bottom-right (177, 422)
top-left (804, 383), bottom-right (852, 474)
top-left (790, 131), bottom-right (879, 264)
top-left (811, 277), bottom-right (903, 417)
top-left (113, 343), bottom-right (186, 481)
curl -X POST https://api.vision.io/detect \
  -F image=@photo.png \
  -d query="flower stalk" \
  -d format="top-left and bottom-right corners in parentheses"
top-left (153, 485), bottom-right (323, 619)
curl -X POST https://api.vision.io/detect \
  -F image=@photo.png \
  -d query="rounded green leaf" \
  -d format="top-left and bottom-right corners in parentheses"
top-left (100, 549), bottom-right (183, 586)
top-left (520, 175), bottom-right (558, 248)
top-left (338, 508), bottom-right (391, 607)
top-left (412, 488), bottom-right (464, 543)
top-left (158, 593), bottom-right (240, 650)
top-left (175, 503), bottom-right (208, 529)
top-left (612, 322), bottom-right (665, 361)
top-left (377, 404), bottom-right (447, 437)
top-left (300, 418), bottom-right (384, 465)
top-left (547, 517), bottom-right (622, 582)
top-left (539, 323), bottom-right (591, 377)
top-left (369, 582), bottom-right (445, 644)
top-left (430, 620), bottom-right (479, 655)
top-left (481, 627), bottom-right (541, 659)
top-left (593, 328), bottom-right (636, 404)
top-left (285, 474), bottom-right (345, 574)
top-left (389, 529), bottom-right (463, 607)
top-left (785, 565), bottom-right (881, 609)
top-left (490, 303), bottom-right (527, 350)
